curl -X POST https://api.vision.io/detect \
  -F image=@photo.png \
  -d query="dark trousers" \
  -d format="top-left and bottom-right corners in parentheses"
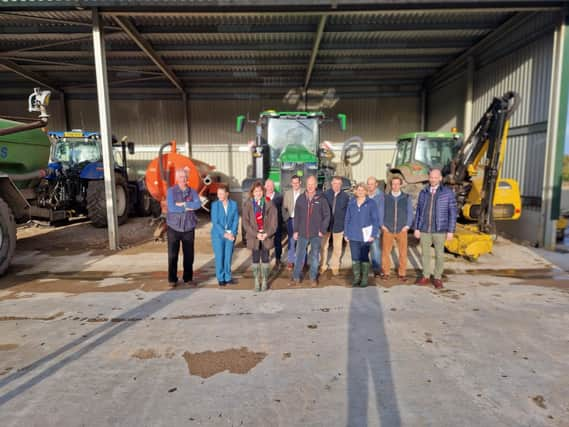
top-left (167, 227), bottom-right (195, 283)
top-left (274, 225), bottom-right (283, 262)
top-left (252, 243), bottom-right (270, 263)
top-left (349, 240), bottom-right (371, 263)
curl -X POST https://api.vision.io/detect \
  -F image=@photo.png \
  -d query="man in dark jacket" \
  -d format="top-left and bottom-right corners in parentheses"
top-left (166, 168), bottom-right (202, 287)
top-left (381, 176), bottom-right (413, 281)
top-left (413, 168), bottom-right (457, 289)
top-left (320, 176), bottom-right (349, 275)
top-left (265, 179), bottom-right (284, 265)
top-left (291, 175), bottom-right (330, 287)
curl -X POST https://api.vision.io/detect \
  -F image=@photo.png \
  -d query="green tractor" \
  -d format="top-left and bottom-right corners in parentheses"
top-left (236, 110), bottom-right (349, 192)
top-left (0, 89), bottom-right (52, 275)
top-left (386, 131), bottom-right (462, 202)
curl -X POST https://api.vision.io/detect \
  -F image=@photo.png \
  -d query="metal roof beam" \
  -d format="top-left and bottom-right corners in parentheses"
top-left (0, 34), bottom-right (94, 55)
top-left (304, 14), bottom-right (327, 91)
top-left (0, 12), bottom-right (120, 30)
top-left (0, 58), bottom-right (59, 92)
top-left (112, 15), bottom-right (184, 93)
top-left (106, 7), bottom-right (561, 17)
top-left (428, 12), bottom-right (537, 89)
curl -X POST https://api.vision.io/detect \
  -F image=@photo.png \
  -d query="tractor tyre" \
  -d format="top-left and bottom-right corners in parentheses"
top-left (0, 197), bottom-right (16, 276)
top-left (87, 174), bottom-right (129, 228)
top-left (136, 189), bottom-right (153, 217)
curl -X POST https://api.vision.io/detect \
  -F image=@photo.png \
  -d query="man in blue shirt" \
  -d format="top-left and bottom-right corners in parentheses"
top-left (166, 168), bottom-right (202, 287)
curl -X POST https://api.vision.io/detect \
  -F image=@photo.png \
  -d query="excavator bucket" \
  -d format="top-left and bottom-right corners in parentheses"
top-left (445, 224), bottom-right (493, 260)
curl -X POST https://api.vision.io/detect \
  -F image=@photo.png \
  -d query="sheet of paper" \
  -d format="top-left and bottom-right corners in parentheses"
top-left (362, 225), bottom-right (373, 241)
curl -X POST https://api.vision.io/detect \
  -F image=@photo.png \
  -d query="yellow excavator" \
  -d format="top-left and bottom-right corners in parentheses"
top-left (388, 92), bottom-right (521, 260)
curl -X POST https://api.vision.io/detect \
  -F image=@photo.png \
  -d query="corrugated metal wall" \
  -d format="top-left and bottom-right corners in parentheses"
top-left (1, 96), bottom-right (411, 188)
top-left (427, 75), bottom-right (466, 132)
top-left (472, 33), bottom-right (553, 204)
top-left (427, 13), bottom-right (557, 245)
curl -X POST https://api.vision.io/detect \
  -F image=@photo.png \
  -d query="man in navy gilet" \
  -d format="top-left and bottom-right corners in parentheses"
top-left (166, 168), bottom-right (202, 287)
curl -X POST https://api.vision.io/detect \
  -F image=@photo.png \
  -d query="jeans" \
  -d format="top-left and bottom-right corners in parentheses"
top-left (369, 233), bottom-right (382, 272)
top-left (286, 218), bottom-right (297, 264)
top-left (293, 235), bottom-right (322, 281)
top-left (349, 240), bottom-right (371, 262)
top-left (167, 227), bottom-right (195, 283)
top-left (420, 232), bottom-right (446, 279)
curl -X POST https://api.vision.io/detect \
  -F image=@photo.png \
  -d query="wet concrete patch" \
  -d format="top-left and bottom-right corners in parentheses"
top-left (0, 311), bottom-right (64, 321)
top-left (0, 344), bottom-right (19, 351)
top-left (132, 349), bottom-right (161, 360)
top-left (182, 347), bottom-right (267, 379)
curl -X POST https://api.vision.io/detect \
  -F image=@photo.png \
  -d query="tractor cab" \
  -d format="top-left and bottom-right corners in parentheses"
top-left (49, 131), bottom-right (103, 169)
top-left (264, 111), bottom-right (323, 190)
top-left (391, 131), bottom-right (463, 181)
top-left (237, 110), bottom-right (346, 192)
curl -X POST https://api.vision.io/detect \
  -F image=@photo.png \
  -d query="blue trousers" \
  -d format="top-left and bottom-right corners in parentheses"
top-left (286, 218), bottom-right (297, 264)
top-left (293, 236), bottom-right (322, 281)
top-left (369, 234), bottom-right (382, 272)
top-left (212, 237), bottom-right (234, 282)
top-left (349, 240), bottom-right (371, 262)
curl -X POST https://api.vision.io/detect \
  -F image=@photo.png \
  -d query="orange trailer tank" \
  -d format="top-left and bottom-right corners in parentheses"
top-left (145, 140), bottom-right (215, 213)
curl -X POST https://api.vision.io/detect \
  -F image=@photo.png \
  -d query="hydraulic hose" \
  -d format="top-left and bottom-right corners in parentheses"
top-left (157, 141), bottom-right (172, 187)
top-left (6, 169), bottom-right (46, 181)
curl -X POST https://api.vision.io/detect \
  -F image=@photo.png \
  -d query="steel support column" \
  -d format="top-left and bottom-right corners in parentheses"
top-left (183, 93), bottom-right (192, 157)
top-left (464, 56), bottom-right (474, 135)
top-left (59, 90), bottom-right (68, 131)
top-left (92, 8), bottom-right (119, 251)
top-left (542, 13), bottom-right (569, 249)
top-left (420, 87), bottom-right (427, 131)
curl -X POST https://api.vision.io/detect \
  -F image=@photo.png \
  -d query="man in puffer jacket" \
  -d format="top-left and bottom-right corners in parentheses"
top-left (413, 168), bottom-right (457, 289)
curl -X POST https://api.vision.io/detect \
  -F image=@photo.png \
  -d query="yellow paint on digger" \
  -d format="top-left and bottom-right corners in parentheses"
top-left (445, 224), bottom-right (493, 260)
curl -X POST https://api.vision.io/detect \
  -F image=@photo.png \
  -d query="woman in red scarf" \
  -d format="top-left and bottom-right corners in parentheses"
top-left (242, 181), bottom-right (277, 291)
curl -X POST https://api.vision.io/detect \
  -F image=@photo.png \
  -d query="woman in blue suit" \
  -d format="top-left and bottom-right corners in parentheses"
top-left (210, 185), bottom-right (239, 287)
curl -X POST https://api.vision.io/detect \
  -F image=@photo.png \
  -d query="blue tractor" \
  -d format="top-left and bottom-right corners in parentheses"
top-left (33, 130), bottom-right (153, 227)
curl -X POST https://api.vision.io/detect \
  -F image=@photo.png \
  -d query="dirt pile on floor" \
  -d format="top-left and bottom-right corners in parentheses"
top-left (182, 347), bottom-right (267, 378)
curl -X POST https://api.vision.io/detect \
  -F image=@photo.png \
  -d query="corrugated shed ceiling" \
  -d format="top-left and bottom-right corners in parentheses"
top-left (0, 5), bottom-right (559, 99)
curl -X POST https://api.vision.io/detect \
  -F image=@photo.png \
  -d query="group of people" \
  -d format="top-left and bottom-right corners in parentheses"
top-left (165, 167), bottom-right (457, 291)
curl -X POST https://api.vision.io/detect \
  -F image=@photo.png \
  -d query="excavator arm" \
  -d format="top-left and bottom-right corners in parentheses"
top-left (445, 92), bottom-right (520, 259)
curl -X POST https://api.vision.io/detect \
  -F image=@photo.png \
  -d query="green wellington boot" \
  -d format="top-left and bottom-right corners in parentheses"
top-left (360, 262), bottom-right (370, 287)
top-left (252, 263), bottom-right (261, 292)
top-left (260, 263), bottom-right (270, 291)
top-left (351, 262), bottom-right (361, 287)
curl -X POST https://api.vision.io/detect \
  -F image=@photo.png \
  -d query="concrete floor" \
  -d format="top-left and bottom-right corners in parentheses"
top-left (0, 218), bottom-right (568, 427)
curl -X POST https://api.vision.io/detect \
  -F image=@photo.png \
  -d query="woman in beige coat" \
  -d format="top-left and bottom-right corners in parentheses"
top-left (242, 181), bottom-right (277, 291)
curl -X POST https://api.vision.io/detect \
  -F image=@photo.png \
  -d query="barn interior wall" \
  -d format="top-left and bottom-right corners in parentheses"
top-left (427, 24), bottom-right (555, 246)
top-left (1, 95), bottom-right (418, 186)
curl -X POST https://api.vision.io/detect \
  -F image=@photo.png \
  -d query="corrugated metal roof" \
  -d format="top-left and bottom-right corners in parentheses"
top-left (0, 7), bottom-right (556, 98)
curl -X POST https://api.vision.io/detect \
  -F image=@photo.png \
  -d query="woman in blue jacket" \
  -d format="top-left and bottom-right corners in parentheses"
top-left (210, 185), bottom-right (239, 287)
top-left (344, 183), bottom-right (379, 287)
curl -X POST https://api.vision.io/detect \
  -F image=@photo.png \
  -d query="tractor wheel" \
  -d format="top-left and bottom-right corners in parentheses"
top-left (136, 189), bottom-right (153, 217)
top-left (87, 173), bottom-right (129, 228)
top-left (0, 197), bottom-right (16, 276)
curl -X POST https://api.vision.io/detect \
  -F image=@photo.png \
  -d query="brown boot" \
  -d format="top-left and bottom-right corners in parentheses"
top-left (432, 278), bottom-right (444, 289)
top-left (415, 277), bottom-right (430, 285)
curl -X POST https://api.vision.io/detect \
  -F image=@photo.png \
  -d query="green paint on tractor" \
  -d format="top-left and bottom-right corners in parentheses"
top-left (278, 143), bottom-right (318, 164)
top-left (390, 131), bottom-right (463, 183)
top-left (0, 119), bottom-right (51, 188)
